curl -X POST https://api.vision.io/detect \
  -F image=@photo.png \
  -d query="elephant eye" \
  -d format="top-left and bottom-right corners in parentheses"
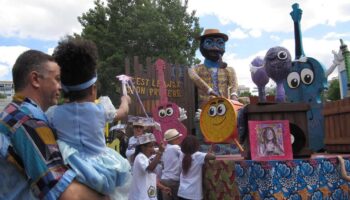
top-left (300, 68), bottom-right (314, 85)
top-left (287, 72), bottom-right (300, 89)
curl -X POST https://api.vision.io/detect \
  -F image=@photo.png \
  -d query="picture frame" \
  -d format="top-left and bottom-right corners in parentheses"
top-left (248, 120), bottom-right (293, 161)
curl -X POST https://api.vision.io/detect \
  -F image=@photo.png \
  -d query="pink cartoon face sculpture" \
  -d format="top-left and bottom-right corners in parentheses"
top-left (152, 102), bottom-right (187, 143)
top-left (152, 59), bottom-right (187, 143)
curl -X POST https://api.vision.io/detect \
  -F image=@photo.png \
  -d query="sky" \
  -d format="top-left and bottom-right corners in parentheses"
top-left (1, 0), bottom-right (350, 92)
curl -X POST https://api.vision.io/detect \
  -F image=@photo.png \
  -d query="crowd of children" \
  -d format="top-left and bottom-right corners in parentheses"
top-left (45, 36), bottom-right (216, 200)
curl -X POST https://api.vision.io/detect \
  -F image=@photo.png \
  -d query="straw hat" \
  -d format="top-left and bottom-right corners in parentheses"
top-left (197, 29), bottom-right (228, 41)
top-left (164, 129), bottom-right (182, 142)
top-left (137, 132), bottom-right (156, 145)
top-left (133, 120), bottom-right (145, 127)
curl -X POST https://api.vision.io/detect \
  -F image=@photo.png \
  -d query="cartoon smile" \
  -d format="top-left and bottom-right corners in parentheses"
top-left (213, 116), bottom-right (226, 126)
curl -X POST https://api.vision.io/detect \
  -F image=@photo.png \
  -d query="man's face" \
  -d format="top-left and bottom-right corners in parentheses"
top-left (38, 61), bottom-right (61, 111)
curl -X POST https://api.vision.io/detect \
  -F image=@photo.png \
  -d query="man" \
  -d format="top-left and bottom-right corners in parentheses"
top-left (0, 50), bottom-right (106, 199)
top-left (188, 28), bottom-right (238, 107)
top-left (188, 29), bottom-right (240, 153)
top-left (125, 120), bottom-right (146, 163)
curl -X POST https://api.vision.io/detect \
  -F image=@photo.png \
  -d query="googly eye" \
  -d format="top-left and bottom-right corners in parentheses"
top-left (300, 68), bottom-right (314, 85)
top-left (158, 109), bottom-right (166, 118)
top-left (277, 51), bottom-right (288, 60)
top-left (216, 103), bottom-right (227, 116)
top-left (208, 106), bottom-right (217, 117)
top-left (165, 107), bottom-right (174, 116)
top-left (287, 72), bottom-right (300, 88)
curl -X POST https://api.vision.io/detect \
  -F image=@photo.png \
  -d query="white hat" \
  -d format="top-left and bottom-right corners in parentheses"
top-left (164, 129), bottom-right (182, 142)
top-left (137, 133), bottom-right (156, 145)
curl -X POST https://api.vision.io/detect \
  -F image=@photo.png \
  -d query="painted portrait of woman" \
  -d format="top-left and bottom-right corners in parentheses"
top-left (258, 126), bottom-right (284, 156)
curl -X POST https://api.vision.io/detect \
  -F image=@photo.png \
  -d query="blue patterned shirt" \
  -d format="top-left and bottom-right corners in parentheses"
top-left (0, 94), bottom-right (76, 200)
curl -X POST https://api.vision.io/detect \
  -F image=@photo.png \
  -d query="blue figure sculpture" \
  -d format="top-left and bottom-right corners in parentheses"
top-left (283, 3), bottom-right (327, 151)
top-left (250, 56), bottom-right (269, 102)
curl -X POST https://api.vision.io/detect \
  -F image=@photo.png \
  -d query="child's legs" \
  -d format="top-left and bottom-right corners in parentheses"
top-left (160, 179), bottom-right (180, 200)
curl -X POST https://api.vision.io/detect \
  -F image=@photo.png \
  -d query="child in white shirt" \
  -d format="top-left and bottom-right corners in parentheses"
top-left (129, 133), bottom-right (165, 200)
top-left (161, 129), bottom-right (183, 200)
top-left (177, 135), bottom-right (215, 200)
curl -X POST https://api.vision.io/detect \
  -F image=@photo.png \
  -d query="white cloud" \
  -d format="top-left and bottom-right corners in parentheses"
top-left (270, 35), bottom-right (281, 41)
top-left (249, 29), bottom-right (261, 38)
top-left (323, 32), bottom-right (350, 40)
top-left (228, 28), bottom-right (248, 39)
top-left (188, 0), bottom-right (350, 33)
top-left (0, 0), bottom-right (95, 40)
top-left (0, 64), bottom-right (11, 80)
top-left (0, 46), bottom-right (29, 80)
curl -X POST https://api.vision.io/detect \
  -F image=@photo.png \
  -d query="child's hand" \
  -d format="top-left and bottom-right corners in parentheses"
top-left (162, 186), bottom-right (172, 196)
top-left (158, 142), bottom-right (165, 153)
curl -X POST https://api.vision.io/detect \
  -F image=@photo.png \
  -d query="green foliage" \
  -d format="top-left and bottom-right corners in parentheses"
top-left (0, 93), bottom-right (7, 99)
top-left (76, 0), bottom-right (201, 103)
top-left (326, 79), bottom-right (340, 101)
top-left (239, 91), bottom-right (251, 97)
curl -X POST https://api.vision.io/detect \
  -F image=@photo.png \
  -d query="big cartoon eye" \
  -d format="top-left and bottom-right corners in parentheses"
top-left (216, 103), bottom-right (227, 116)
top-left (300, 68), bottom-right (314, 85)
top-left (277, 51), bottom-right (288, 60)
top-left (158, 109), bottom-right (166, 118)
top-left (287, 72), bottom-right (300, 88)
top-left (165, 107), bottom-right (174, 116)
top-left (208, 106), bottom-right (217, 117)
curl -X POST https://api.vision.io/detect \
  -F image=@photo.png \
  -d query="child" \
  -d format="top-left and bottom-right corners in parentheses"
top-left (338, 156), bottom-right (350, 181)
top-left (161, 129), bottom-right (183, 200)
top-left (48, 37), bottom-right (131, 199)
top-left (129, 132), bottom-right (167, 200)
top-left (178, 135), bottom-right (215, 200)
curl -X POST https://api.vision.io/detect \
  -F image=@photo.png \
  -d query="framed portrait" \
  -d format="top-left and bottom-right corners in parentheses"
top-left (248, 120), bottom-right (293, 161)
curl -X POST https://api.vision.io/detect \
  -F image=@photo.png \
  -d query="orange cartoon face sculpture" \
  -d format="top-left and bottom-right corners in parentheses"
top-left (200, 97), bottom-right (238, 143)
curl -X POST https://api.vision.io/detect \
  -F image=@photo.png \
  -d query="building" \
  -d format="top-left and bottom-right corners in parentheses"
top-left (0, 81), bottom-right (14, 110)
top-left (0, 81), bottom-right (14, 98)
top-left (237, 85), bottom-right (250, 96)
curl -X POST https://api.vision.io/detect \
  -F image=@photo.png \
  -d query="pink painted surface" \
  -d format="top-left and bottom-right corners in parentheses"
top-left (152, 59), bottom-right (187, 143)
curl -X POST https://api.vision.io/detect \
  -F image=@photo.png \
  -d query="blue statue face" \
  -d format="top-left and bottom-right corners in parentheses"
top-left (284, 57), bottom-right (327, 104)
top-left (200, 36), bottom-right (226, 62)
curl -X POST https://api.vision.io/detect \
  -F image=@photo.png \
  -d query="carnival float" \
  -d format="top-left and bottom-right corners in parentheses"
top-left (107, 3), bottom-right (350, 199)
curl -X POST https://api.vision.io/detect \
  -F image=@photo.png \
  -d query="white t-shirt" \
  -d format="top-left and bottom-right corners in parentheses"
top-left (129, 153), bottom-right (157, 200)
top-left (178, 152), bottom-right (207, 200)
top-left (161, 144), bottom-right (181, 181)
top-left (126, 136), bottom-right (138, 160)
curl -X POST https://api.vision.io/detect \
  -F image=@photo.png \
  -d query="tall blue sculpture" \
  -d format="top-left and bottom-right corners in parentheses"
top-left (283, 3), bottom-right (328, 151)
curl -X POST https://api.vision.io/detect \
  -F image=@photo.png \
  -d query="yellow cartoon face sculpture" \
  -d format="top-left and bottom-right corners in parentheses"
top-left (200, 97), bottom-right (238, 143)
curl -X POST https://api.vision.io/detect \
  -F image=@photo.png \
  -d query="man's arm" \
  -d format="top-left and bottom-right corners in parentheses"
top-left (227, 67), bottom-right (238, 99)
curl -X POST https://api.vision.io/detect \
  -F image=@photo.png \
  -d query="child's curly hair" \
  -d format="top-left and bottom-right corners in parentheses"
top-left (53, 36), bottom-right (98, 101)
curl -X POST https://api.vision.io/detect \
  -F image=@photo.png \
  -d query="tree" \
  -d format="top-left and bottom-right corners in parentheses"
top-left (326, 79), bottom-right (340, 101)
top-left (76, 0), bottom-right (202, 103)
top-left (239, 91), bottom-right (252, 97)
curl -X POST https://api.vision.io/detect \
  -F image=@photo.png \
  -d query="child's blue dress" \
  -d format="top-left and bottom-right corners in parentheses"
top-left (46, 96), bottom-right (131, 199)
